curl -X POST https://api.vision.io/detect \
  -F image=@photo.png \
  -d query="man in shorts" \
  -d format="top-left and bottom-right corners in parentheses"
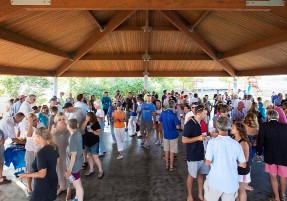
top-left (182, 105), bottom-right (209, 201)
top-left (204, 116), bottom-right (246, 201)
top-left (137, 95), bottom-right (156, 149)
top-left (159, 100), bottom-right (181, 171)
top-left (257, 109), bottom-right (287, 201)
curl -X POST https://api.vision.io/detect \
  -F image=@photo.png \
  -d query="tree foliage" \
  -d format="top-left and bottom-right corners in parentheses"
top-left (0, 76), bottom-right (196, 103)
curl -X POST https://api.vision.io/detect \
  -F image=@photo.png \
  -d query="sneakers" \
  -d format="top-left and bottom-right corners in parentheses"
top-left (160, 142), bottom-right (164, 148)
top-left (117, 155), bottom-right (123, 160)
top-left (155, 140), bottom-right (160, 146)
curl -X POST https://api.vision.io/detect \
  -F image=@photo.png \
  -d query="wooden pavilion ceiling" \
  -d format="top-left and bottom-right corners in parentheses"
top-left (0, 0), bottom-right (286, 77)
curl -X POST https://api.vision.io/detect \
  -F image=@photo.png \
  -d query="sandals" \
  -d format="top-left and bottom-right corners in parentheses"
top-left (0, 178), bottom-right (11, 185)
top-left (169, 167), bottom-right (176, 172)
top-left (245, 185), bottom-right (254, 191)
top-left (97, 172), bottom-right (105, 179)
top-left (57, 189), bottom-right (65, 196)
top-left (82, 162), bottom-right (88, 170)
top-left (85, 170), bottom-right (94, 176)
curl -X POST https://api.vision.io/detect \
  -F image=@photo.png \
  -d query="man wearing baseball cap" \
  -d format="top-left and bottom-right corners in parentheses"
top-left (263, 100), bottom-right (287, 124)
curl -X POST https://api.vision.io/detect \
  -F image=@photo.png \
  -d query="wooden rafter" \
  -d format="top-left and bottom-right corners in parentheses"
top-left (0, 28), bottom-right (72, 60)
top-left (7, 0), bottom-right (277, 10)
top-left (160, 10), bottom-right (236, 77)
top-left (192, 11), bottom-right (210, 29)
top-left (55, 10), bottom-right (136, 77)
top-left (237, 66), bottom-right (287, 76)
top-left (88, 10), bottom-right (104, 30)
top-left (80, 54), bottom-right (212, 60)
top-left (115, 26), bottom-right (179, 31)
top-left (0, 66), bottom-right (52, 76)
top-left (62, 70), bottom-right (230, 77)
top-left (222, 31), bottom-right (287, 59)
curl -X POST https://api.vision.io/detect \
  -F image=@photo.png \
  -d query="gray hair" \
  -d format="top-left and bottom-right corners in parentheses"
top-left (266, 109), bottom-right (279, 120)
top-left (216, 116), bottom-right (232, 132)
top-left (168, 100), bottom-right (176, 108)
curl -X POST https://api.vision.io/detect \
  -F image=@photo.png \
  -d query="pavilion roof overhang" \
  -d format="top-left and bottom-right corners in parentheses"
top-left (0, 0), bottom-right (286, 77)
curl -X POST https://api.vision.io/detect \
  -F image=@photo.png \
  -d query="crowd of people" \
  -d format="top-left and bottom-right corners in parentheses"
top-left (0, 89), bottom-right (286, 201)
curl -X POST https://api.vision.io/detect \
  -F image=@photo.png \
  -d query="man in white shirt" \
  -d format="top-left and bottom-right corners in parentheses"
top-left (18, 94), bottom-right (36, 138)
top-left (0, 112), bottom-right (25, 185)
top-left (74, 94), bottom-right (89, 113)
top-left (204, 116), bottom-right (246, 201)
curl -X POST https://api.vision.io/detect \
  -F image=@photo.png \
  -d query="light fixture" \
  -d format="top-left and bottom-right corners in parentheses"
top-left (11, 0), bottom-right (51, 5)
top-left (246, 0), bottom-right (285, 6)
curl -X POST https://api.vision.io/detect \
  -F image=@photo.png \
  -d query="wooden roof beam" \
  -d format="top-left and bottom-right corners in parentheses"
top-left (0, 65), bottom-right (53, 76)
top-left (192, 11), bottom-right (210, 29)
top-left (0, 28), bottom-right (72, 60)
top-left (160, 10), bottom-right (236, 77)
top-left (62, 70), bottom-right (230, 77)
top-left (55, 10), bottom-right (136, 77)
top-left (237, 66), bottom-right (287, 76)
top-left (88, 11), bottom-right (105, 31)
top-left (222, 31), bottom-right (287, 59)
top-left (10, 0), bottom-right (277, 10)
top-left (144, 10), bottom-right (151, 72)
top-left (115, 26), bottom-right (179, 31)
top-left (80, 54), bottom-right (212, 61)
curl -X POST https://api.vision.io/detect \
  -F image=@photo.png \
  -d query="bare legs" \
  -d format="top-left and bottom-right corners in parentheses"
top-left (187, 173), bottom-right (204, 201)
top-left (237, 182), bottom-right (247, 201)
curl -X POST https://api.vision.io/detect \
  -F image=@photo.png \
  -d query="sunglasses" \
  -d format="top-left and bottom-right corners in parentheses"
top-left (58, 119), bottom-right (66, 121)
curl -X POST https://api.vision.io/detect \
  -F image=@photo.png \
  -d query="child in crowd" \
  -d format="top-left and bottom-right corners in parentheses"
top-left (65, 119), bottom-right (84, 201)
top-left (48, 106), bottom-right (58, 133)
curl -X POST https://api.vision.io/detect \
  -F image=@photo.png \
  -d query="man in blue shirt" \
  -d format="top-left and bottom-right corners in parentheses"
top-left (159, 100), bottom-right (180, 171)
top-left (182, 105), bottom-right (209, 201)
top-left (137, 95), bottom-right (156, 149)
top-left (101, 91), bottom-right (112, 125)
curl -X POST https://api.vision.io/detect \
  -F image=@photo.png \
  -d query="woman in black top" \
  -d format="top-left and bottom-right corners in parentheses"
top-left (81, 112), bottom-right (104, 178)
top-left (231, 122), bottom-right (251, 201)
top-left (19, 127), bottom-right (59, 201)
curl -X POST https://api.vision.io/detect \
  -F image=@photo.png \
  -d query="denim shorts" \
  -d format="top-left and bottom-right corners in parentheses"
top-left (85, 143), bottom-right (99, 155)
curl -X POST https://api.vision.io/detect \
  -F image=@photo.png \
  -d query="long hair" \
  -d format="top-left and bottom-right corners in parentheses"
top-left (86, 112), bottom-right (98, 124)
top-left (233, 122), bottom-right (249, 143)
top-left (34, 127), bottom-right (57, 150)
top-left (243, 112), bottom-right (259, 128)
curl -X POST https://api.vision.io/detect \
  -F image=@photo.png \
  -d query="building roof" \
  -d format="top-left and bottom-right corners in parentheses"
top-left (0, 0), bottom-right (286, 77)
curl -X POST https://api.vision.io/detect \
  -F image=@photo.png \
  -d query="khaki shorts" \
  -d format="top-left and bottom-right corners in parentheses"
top-left (140, 121), bottom-right (153, 133)
top-left (204, 180), bottom-right (238, 201)
top-left (163, 138), bottom-right (178, 153)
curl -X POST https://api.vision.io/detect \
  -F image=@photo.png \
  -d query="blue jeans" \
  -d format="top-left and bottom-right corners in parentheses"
top-left (99, 121), bottom-right (106, 154)
top-left (110, 122), bottom-right (116, 143)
